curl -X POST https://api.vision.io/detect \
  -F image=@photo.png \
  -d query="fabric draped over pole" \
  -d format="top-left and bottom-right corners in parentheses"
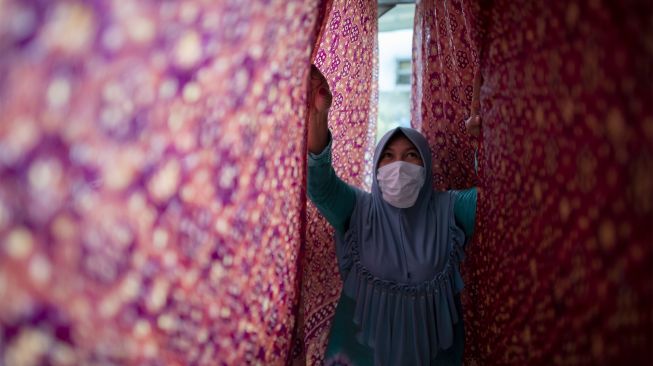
top-left (291, 0), bottom-right (378, 364)
top-left (0, 0), bottom-right (326, 364)
top-left (413, 0), bottom-right (653, 364)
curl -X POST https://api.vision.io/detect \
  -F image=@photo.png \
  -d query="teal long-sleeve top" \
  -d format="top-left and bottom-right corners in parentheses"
top-left (307, 137), bottom-right (477, 240)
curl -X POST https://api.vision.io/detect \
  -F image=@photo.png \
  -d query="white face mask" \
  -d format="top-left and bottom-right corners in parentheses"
top-left (376, 161), bottom-right (426, 208)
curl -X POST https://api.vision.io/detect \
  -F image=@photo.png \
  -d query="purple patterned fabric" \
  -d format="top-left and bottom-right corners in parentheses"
top-left (291, 0), bottom-right (378, 364)
top-left (411, 0), bottom-right (482, 190)
top-left (0, 0), bottom-right (324, 364)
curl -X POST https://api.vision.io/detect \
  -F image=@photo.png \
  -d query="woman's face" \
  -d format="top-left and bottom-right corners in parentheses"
top-left (378, 135), bottom-right (424, 168)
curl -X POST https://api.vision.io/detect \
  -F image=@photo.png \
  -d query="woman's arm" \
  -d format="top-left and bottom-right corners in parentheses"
top-left (453, 188), bottom-right (477, 240)
top-left (308, 138), bottom-right (356, 234)
top-left (306, 66), bottom-right (356, 234)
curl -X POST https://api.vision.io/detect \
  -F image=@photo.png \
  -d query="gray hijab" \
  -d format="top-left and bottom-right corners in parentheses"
top-left (335, 127), bottom-right (466, 365)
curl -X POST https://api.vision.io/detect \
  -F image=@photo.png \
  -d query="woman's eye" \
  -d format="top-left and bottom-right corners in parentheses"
top-left (382, 152), bottom-right (392, 159)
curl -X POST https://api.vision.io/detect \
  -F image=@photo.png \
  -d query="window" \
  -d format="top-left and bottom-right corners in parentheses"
top-left (396, 58), bottom-right (411, 85)
top-left (376, 4), bottom-right (414, 143)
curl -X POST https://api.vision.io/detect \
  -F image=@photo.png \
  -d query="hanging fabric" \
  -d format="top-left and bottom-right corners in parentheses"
top-left (290, 0), bottom-right (378, 364)
top-left (411, 0), bottom-right (482, 190)
top-left (413, 0), bottom-right (653, 364)
top-left (0, 0), bottom-right (325, 364)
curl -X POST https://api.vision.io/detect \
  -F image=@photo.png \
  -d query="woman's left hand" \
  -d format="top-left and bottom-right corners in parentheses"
top-left (465, 115), bottom-right (481, 138)
top-left (466, 69), bottom-right (482, 140)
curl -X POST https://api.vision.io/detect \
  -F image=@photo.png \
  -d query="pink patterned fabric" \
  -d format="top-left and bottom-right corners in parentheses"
top-left (0, 0), bottom-right (324, 364)
top-left (290, 0), bottom-right (378, 364)
top-left (414, 0), bottom-right (653, 364)
top-left (411, 0), bottom-right (482, 190)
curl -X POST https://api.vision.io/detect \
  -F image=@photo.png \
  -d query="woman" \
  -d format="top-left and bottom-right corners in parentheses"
top-left (307, 65), bottom-right (480, 366)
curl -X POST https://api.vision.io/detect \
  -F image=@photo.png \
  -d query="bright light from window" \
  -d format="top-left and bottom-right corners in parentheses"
top-left (376, 4), bottom-right (415, 143)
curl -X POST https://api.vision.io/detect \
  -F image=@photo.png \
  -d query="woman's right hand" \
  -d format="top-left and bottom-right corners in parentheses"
top-left (307, 65), bottom-right (332, 154)
top-left (309, 65), bottom-right (332, 113)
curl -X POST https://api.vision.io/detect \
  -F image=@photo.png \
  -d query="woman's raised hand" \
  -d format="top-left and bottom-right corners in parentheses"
top-left (309, 65), bottom-right (332, 113)
top-left (465, 115), bottom-right (481, 137)
top-left (465, 70), bottom-right (482, 139)
top-left (307, 65), bottom-right (332, 154)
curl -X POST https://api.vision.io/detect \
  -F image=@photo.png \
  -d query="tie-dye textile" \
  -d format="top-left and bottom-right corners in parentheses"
top-left (0, 0), bottom-right (324, 364)
top-left (413, 0), bottom-right (652, 364)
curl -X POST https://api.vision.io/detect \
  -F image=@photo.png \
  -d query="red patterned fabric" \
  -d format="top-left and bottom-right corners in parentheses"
top-left (414, 0), bottom-right (653, 364)
top-left (3, 0), bottom-right (650, 364)
top-left (411, 0), bottom-right (482, 190)
top-left (0, 0), bottom-right (324, 364)
top-left (290, 1), bottom-right (378, 364)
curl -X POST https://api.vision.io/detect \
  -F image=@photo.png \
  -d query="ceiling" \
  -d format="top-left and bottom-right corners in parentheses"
top-left (378, 0), bottom-right (415, 18)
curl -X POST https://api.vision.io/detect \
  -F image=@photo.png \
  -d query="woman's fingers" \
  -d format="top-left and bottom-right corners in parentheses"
top-left (465, 115), bottom-right (481, 137)
top-left (311, 65), bottom-right (326, 81)
top-left (314, 85), bottom-right (332, 112)
top-left (309, 65), bottom-right (332, 112)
